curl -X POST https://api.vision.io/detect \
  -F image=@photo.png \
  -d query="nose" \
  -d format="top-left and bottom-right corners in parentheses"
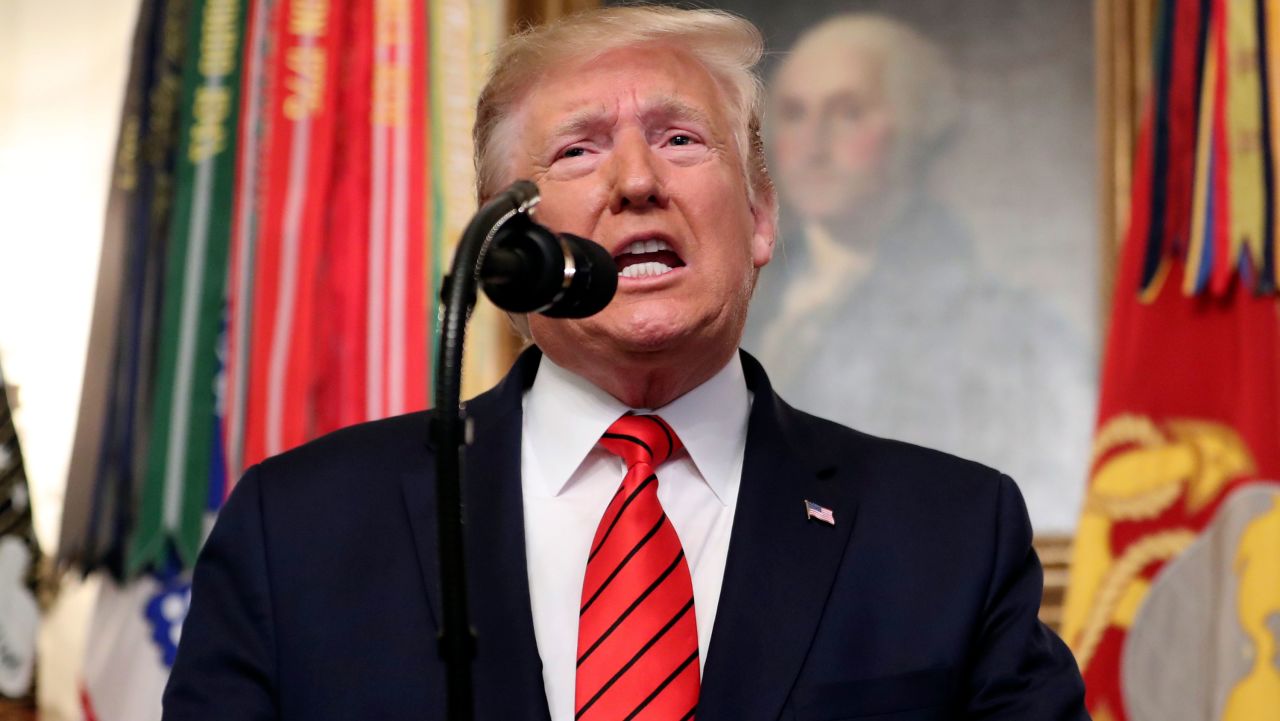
top-left (607, 130), bottom-right (667, 213)
top-left (802, 114), bottom-right (831, 166)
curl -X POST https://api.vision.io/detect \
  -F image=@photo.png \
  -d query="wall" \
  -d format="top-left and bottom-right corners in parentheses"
top-left (0, 1), bottom-right (138, 717)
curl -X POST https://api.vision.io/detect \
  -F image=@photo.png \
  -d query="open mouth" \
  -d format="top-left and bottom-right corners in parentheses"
top-left (613, 238), bottom-right (686, 280)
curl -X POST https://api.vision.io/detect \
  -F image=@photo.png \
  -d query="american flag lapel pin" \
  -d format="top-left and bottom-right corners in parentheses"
top-left (804, 500), bottom-right (835, 526)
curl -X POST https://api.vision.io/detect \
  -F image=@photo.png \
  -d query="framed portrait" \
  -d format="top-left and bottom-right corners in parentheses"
top-left (611, 0), bottom-right (1101, 534)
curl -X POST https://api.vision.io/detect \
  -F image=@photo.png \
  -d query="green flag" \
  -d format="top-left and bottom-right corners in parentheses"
top-left (128, 0), bottom-right (247, 574)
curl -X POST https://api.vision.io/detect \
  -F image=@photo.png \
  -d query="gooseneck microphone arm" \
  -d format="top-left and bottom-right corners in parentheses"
top-left (432, 180), bottom-right (537, 721)
top-left (431, 179), bottom-right (616, 721)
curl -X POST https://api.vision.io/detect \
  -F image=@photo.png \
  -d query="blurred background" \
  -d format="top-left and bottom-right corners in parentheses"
top-left (1, 0), bottom-right (1277, 719)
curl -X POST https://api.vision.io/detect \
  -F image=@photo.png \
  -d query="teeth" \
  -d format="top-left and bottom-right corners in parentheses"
top-left (619, 261), bottom-right (674, 279)
top-left (620, 238), bottom-right (672, 255)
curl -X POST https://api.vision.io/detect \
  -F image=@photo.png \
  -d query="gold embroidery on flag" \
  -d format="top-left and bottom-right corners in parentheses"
top-left (289, 0), bottom-right (328, 36)
top-left (284, 47), bottom-right (326, 120)
top-left (1071, 529), bottom-right (1196, 672)
top-left (283, 0), bottom-right (329, 121)
top-left (1222, 497), bottom-right (1280, 719)
top-left (373, 0), bottom-right (410, 128)
top-left (198, 0), bottom-right (239, 76)
top-left (1065, 414), bottom-right (1258, 673)
top-left (116, 115), bottom-right (141, 190)
top-left (1165, 419), bottom-right (1258, 512)
top-left (190, 88), bottom-right (232, 162)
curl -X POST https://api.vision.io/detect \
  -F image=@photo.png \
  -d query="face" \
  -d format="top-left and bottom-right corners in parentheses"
top-left (771, 41), bottom-right (897, 224)
top-left (509, 44), bottom-right (776, 365)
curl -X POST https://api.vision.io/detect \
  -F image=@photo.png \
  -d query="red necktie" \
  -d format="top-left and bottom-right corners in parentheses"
top-left (575, 414), bottom-right (700, 721)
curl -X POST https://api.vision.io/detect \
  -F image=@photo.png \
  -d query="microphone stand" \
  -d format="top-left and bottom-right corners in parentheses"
top-left (431, 180), bottom-right (540, 721)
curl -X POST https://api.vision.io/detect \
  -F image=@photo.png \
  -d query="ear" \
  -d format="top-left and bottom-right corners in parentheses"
top-left (749, 184), bottom-right (779, 269)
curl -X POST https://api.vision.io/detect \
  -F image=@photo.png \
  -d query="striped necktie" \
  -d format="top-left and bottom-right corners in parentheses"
top-left (575, 414), bottom-right (700, 721)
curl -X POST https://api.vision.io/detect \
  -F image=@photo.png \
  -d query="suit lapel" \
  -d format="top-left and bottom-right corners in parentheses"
top-left (698, 353), bottom-right (860, 721)
top-left (402, 349), bottom-right (852, 720)
top-left (401, 349), bottom-right (551, 720)
top-left (401, 463), bottom-right (441, 629)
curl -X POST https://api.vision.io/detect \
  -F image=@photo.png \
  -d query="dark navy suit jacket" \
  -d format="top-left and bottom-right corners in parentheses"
top-left (164, 349), bottom-right (1087, 720)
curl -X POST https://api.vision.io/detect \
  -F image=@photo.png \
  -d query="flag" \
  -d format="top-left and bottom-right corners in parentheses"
top-left (1062, 2), bottom-right (1280, 718)
top-left (236, 0), bottom-right (348, 470)
top-left (61, 0), bottom-right (512, 717)
top-left (232, 0), bottom-right (435, 474)
top-left (804, 500), bottom-right (835, 525)
top-left (128, 0), bottom-right (249, 576)
top-left (0, 358), bottom-right (40, 700)
top-left (59, 0), bottom-right (189, 577)
top-left (430, 0), bottom-right (515, 397)
top-left (218, 0), bottom-right (273, 499)
top-left (79, 0), bottom-right (246, 718)
top-left (80, 572), bottom-right (190, 721)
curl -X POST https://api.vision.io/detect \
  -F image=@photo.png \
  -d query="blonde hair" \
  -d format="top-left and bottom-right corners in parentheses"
top-left (473, 5), bottom-right (773, 205)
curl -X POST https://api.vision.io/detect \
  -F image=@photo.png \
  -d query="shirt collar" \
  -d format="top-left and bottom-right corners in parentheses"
top-left (522, 352), bottom-right (751, 506)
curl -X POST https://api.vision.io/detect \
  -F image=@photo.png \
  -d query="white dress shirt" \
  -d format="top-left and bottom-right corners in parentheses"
top-left (521, 354), bottom-right (751, 721)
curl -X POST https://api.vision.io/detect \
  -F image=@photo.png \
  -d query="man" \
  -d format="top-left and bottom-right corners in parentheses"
top-left (165, 6), bottom-right (1087, 720)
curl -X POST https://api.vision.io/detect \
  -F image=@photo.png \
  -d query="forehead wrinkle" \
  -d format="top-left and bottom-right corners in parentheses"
top-left (547, 103), bottom-right (617, 140)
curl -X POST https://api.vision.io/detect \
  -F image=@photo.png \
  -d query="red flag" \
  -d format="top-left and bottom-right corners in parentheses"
top-left (351, 0), bottom-right (430, 426)
top-left (222, 0), bottom-right (273, 497)
top-left (234, 0), bottom-right (430, 472)
top-left (316, 0), bottom-right (374, 433)
top-left (1063, 98), bottom-right (1280, 721)
top-left (242, 0), bottom-right (346, 466)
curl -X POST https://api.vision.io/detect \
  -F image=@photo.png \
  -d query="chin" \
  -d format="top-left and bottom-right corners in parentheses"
top-left (784, 192), bottom-right (837, 219)
top-left (589, 296), bottom-right (670, 339)
top-left (611, 320), bottom-right (691, 354)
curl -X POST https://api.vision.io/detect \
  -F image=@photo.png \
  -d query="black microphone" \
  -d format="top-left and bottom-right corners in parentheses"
top-left (433, 179), bottom-right (615, 720)
top-left (478, 194), bottom-right (618, 319)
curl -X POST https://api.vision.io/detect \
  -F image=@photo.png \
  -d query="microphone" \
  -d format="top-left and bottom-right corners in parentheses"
top-left (477, 189), bottom-right (618, 319)
top-left (433, 179), bottom-right (615, 719)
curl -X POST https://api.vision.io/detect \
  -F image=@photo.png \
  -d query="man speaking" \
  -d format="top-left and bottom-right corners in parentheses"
top-left (164, 6), bottom-right (1087, 720)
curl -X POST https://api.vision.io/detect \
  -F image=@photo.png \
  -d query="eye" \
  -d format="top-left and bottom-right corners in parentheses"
top-left (667, 134), bottom-right (698, 147)
top-left (838, 103), bottom-right (864, 122)
top-left (776, 98), bottom-right (805, 123)
top-left (830, 93), bottom-right (866, 123)
top-left (561, 146), bottom-right (587, 159)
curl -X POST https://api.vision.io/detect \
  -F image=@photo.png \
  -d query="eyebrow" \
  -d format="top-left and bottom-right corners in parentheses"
top-left (638, 95), bottom-right (714, 130)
